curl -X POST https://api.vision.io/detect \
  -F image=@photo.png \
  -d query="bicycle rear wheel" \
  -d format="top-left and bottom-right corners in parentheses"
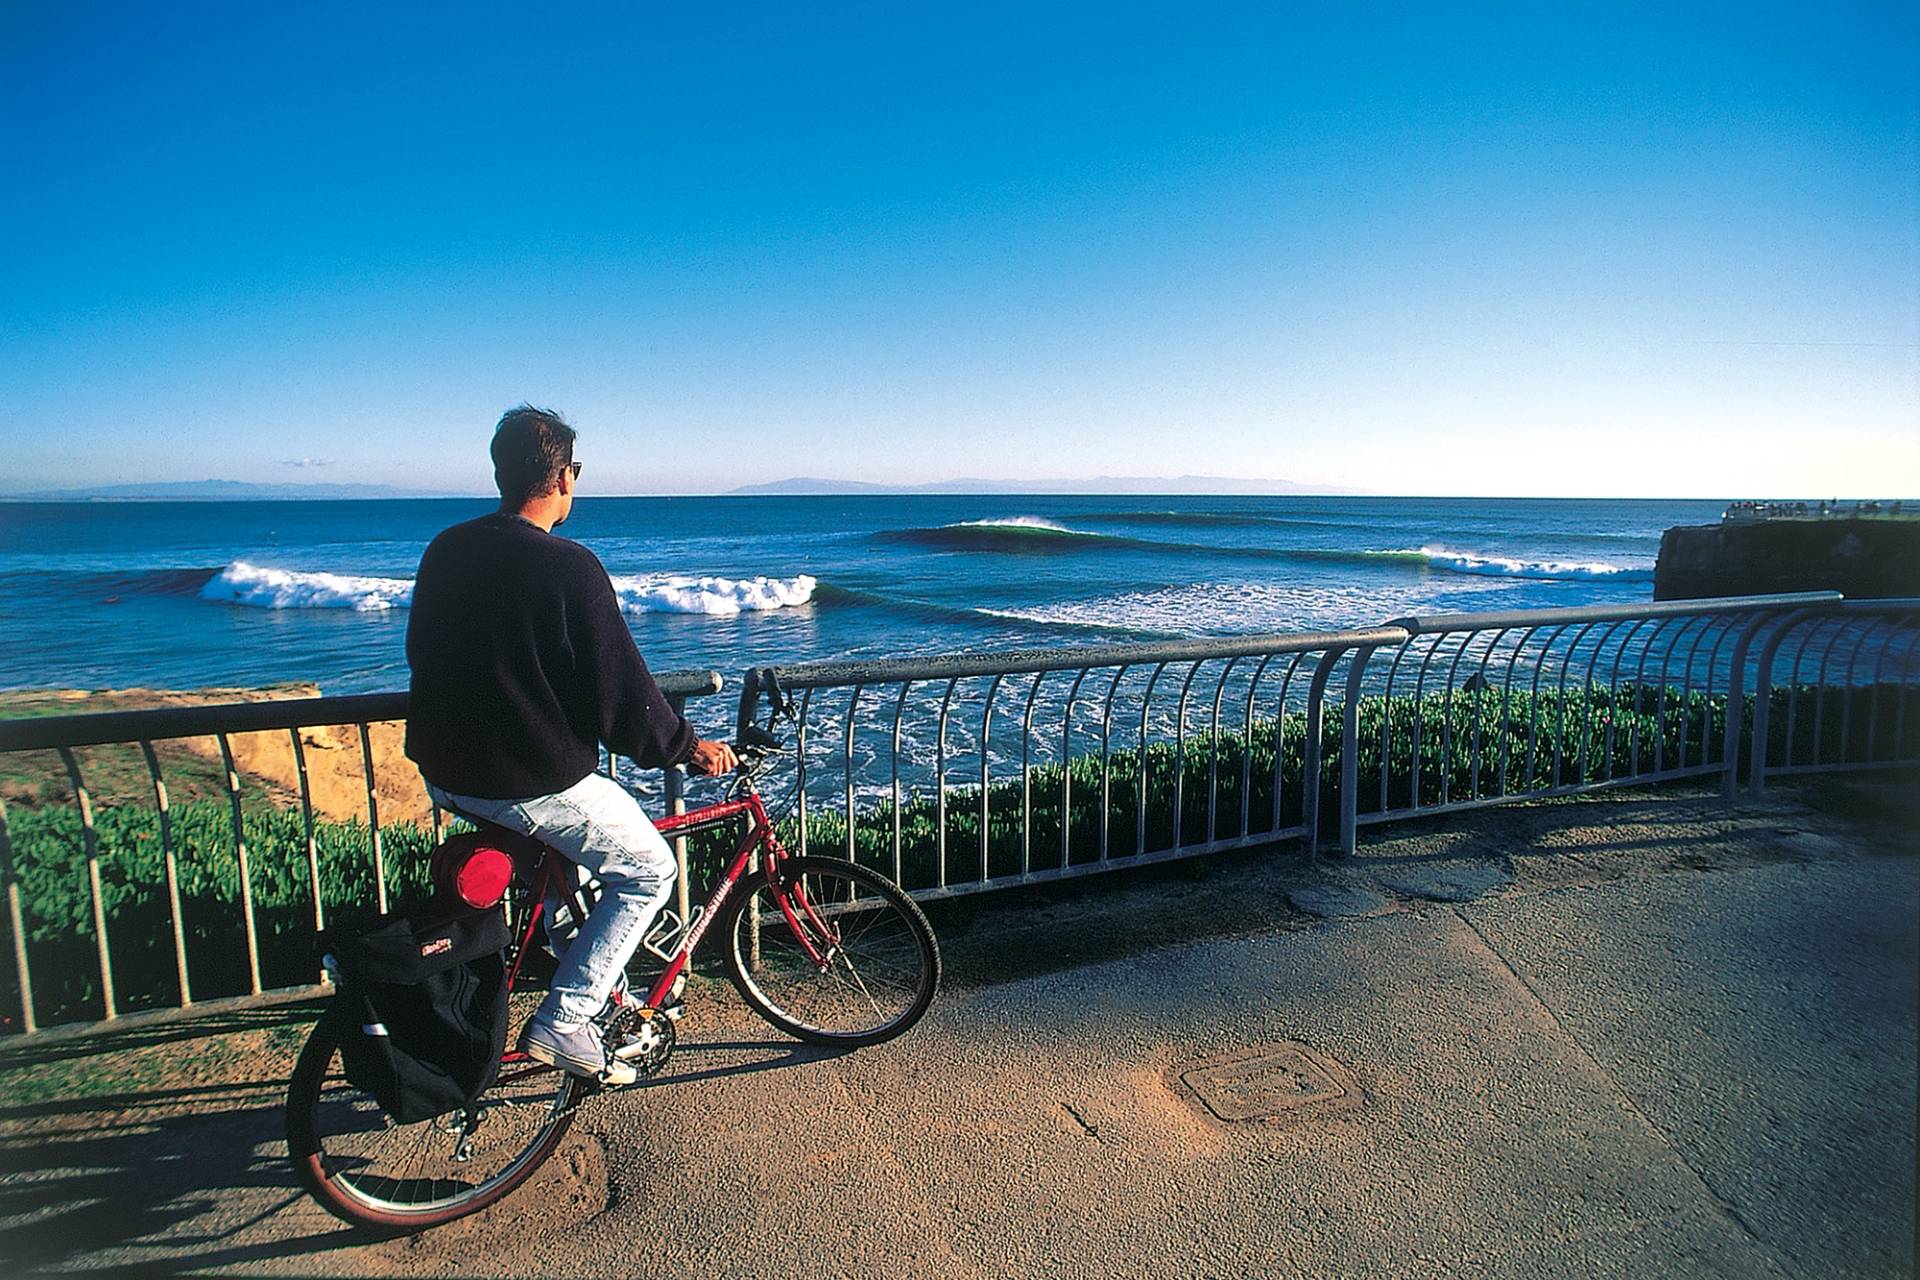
top-left (719, 856), bottom-right (939, 1047)
top-left (286, 1002), bottom-right (580, 1231)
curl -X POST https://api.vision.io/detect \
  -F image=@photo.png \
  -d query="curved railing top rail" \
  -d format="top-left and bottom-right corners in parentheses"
top-left (1385, 591), bottom-right (1844, 637)
top-left (0, 668), bottom-right (727, 753)
top-left (742, 626), bottom-right (1414, 692)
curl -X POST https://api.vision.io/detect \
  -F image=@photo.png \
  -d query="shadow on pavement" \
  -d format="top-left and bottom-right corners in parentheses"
top-left (0, 1100), bottom-right (384, 1275)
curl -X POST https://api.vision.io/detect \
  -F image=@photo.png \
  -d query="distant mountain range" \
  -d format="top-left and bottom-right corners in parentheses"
top-left (6, 474), bottom-right (1357, 501)
top-left (727, 475), bottom-right (1356, 496)
top-left (4, 480), bottom-right (462, 501)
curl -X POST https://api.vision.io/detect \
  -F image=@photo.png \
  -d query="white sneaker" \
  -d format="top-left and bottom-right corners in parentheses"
top-left (517, 1018), bottom-right (638, 1086)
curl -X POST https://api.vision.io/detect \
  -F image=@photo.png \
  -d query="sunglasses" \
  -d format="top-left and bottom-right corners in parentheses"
top-left (567, 461), bottom-right (582, 480)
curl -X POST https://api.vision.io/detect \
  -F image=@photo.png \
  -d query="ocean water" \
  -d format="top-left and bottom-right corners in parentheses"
top-left (0, 495), bottom-right (1715, 698)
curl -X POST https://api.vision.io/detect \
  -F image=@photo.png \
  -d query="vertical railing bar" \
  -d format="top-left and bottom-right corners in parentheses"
top-left (1172, 661), bottom-right (1203, 852)
top-left (1602, 618), bottom-right (1654, 781)
top-left (1438, 630), bottom-right (1476, 806)
top-left (844, 684), bottom-right (863, 868)
top-left (1629, 617), bottom-right (1674, 777)
top-left (1379, 642), bottom-right (1413, 813)
top-left (1301, 647), bottom-right (1345, 857)
top-left (210, 733), bottom-right (263, 997)
top-left (1863, 618), bottom-right (1901, 762)
top-left (1137, 664), bottom-right (1169, 857)
top-left (795, 688), bottom-right (813, 858)
top-left (1409, 636), bottom-right (1447, 808)
top-left (287, 728), bottom-right (325, 936)
top-left (979, 674), bottom-right (1004, 884)
top-left (1499, 628), bottom-right (1539, 797)
top-left (1894, 626), bottom-right (1918, 761)
top-left (1780, 617), bottom-right (1824, 769)
top-left (664, 694), bottom-right (690, 927)
top-left (57, 748), bottom-right (118, 1018)
top-left (1555, 623), bottom-right (1600, 787)
top-left (1670, 615), bottom-right (1715, 771)
top-left (1525, 624), bottom-right (1564, 789)
top-left (1060, 669), bottom-right (1090, 871)
top-left (1242, 654), bottom-right (1276, 838)
top-left (1206, 657), bottom-right (1239, 847)
top-left (1339, 645), bottom-right (1379, 856)
top-left (891, 682), bottom-right (911, 885)
top-left (935, 678), bottom-right (957, 889)
top-left (355, 722), bottom-right (388, 918)
top-left (1704, 613), bottom-right (1745, 771)
top-left (1021, 672), bottom-right (1045, 877)
top-left (1783, 614), bottom-right (1809, 776)
top-left (0, 792), bottom-right (35, 1033)
top-left (1466, 629), bottom-right (1507, 801)
top-left (1809, 617), bottom-right (1851, 767)
top-left (140, 741), bottom-right (193, 1008)
top-left (1834, 622), bottom-right (1873, 765)
top-left (1649, 614), bottom-right (1694, 775)
top-left (1739, 609), bottom-right (1810, 796)
top-left (1582, 617), bottom-right (1628, 782)
top-left (1272, 654), bottom-right (1307, 833)
top-left (1689, 614), bottom-right (1735, 767)
top-left (1098, 666), bottom-right (1127, 864)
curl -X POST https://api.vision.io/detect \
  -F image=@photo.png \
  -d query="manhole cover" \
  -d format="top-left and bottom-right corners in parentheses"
top-left (1175, 1042), bottom-right (1362, 1123)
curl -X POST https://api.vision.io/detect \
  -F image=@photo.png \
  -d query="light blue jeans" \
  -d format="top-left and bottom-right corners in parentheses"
top-left (427, 772), bottom-right (676, 1029)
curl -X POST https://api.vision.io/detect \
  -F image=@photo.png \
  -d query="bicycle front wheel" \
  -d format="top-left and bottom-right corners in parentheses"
top-left (285, 1003), bottom-right (581, 1231)
top-left (719, 856), bottom-right (939, 1047)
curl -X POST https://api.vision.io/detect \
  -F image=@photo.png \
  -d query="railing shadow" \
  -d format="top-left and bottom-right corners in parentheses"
top-left (0, 1100), bottom-right (383, 1274)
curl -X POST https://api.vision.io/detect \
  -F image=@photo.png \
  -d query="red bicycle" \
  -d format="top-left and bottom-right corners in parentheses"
top-left (284, 693), bottom-right (940, 1231)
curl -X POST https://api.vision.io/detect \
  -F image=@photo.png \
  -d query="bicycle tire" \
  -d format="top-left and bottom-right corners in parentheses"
top-left (285, 1002), bottom-right (580, 1231)
top-left (718, 856), bottom-right (939, 1047)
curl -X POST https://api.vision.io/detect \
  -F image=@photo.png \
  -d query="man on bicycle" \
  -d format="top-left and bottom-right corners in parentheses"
top-left (405, 404), bottom-right (737, 1086)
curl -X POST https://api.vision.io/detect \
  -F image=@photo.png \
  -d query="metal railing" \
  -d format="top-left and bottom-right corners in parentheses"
top-left (732, 592), bottom-right (1918, 871)
top-left (6, 591), bottom-right (1918, 1040)
top-left (0, 671), bottom-right (723, 1037)
top-left (1341, 593), bottom-right (1841, 854)
top-left (1747, 598), bottom-right (1920, 793)
top-left (734, 629), bottom-right (1407, 901)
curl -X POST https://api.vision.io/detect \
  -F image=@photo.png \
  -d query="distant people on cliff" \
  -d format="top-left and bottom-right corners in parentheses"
top-left (1721, 498), bottom-right (1907, 522)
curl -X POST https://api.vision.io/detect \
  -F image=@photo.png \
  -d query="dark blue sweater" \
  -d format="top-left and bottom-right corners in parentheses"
top-left (404, 513), bottom-right (695, 798)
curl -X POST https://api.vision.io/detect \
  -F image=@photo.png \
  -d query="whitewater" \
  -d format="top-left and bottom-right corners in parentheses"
top-left (197, 561), bottom-right (819, 616)
top-left (0, 494), bottom-right (1699, 694)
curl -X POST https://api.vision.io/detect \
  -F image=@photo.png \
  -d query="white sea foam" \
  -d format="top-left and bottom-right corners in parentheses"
top-left (943, 516), bottom-right (1084, 533)
top-left (980, 582), bottom-right (1449, 636)
top-left (1409, 546), bottom-right (1654, 581)
top-left (609, 573), bottom-right (817, 615)
top-left (199, 561), bottom-right (817, 615)
top-left (201, 561), bottom-right (414, 611)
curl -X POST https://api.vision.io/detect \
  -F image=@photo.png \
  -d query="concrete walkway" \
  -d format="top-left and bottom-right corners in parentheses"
top-left (1, 782), bottom-right (1915, 1277)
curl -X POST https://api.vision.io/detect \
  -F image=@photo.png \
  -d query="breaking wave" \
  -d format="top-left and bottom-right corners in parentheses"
top-left (878, 520), bottom-right (1653, 582)
top-left (1405, 547), bottom-right (1654, 581)
top-left (201, 561), bottom-right (414, 611)
top-left (609, 573), bottom-right (817, 615)
top-left (194, 562), bottom-right (819, 614)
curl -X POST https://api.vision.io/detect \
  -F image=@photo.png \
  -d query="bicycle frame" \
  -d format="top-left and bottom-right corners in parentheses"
top-left (493, 781), bottom-right (839, 1076)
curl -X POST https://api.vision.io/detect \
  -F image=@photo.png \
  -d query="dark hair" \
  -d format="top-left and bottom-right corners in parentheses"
top-left (490, 405), bottom-right (576, 505)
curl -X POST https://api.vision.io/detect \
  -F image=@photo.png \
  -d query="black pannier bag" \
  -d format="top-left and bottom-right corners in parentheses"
top-left (322, 906), bottom-right (513, 1125)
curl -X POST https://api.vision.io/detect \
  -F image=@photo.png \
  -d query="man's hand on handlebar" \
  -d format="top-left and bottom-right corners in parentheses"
top-left (685, 738), bottom-right (740, 776)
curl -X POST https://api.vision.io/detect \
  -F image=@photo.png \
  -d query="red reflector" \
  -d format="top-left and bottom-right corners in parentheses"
top-left (453, 848), bottom-right (514, 909)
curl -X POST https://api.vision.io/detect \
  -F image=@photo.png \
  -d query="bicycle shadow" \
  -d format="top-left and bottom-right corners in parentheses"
top-left (0, 1099), bottom-right (357, 1274)
top-left (0, 1094), bottom-right (610, 1275)
top-left (642, 1036), bottom-right (853, 1088)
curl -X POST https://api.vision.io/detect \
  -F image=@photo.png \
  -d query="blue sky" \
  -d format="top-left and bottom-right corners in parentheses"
top-left (2, 2), bottom-right (1914, 497)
